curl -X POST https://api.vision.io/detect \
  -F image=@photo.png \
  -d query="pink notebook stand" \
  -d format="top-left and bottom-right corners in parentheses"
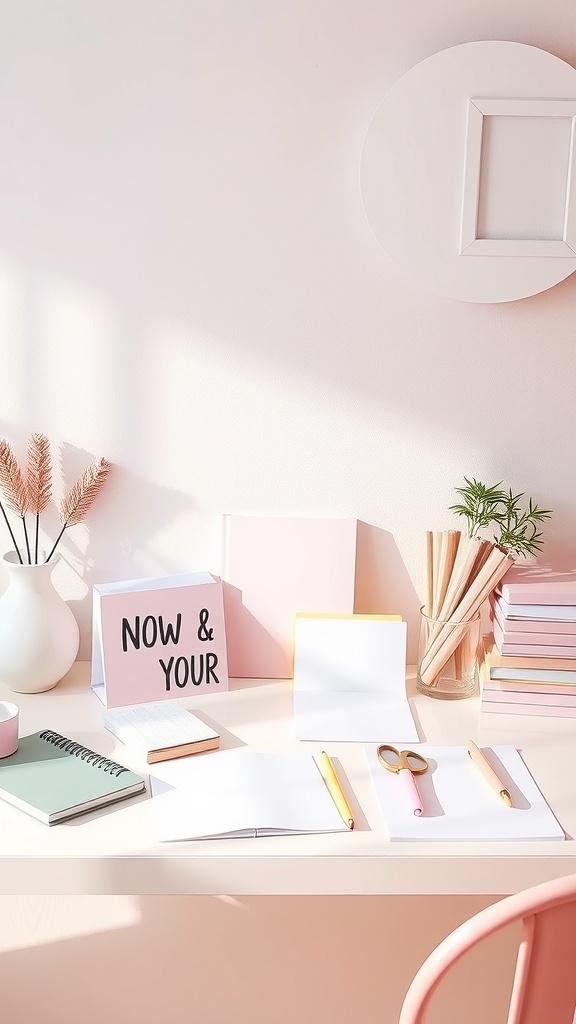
top-left (222, 516), bottom-right (358, 678)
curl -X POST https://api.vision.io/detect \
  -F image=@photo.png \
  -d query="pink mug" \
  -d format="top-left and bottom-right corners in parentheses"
top-left (0, 701), bottom-right (18, 758)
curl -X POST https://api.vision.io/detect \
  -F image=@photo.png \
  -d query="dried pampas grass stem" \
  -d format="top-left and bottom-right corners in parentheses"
top-left (45, 457), bottom-right (112, 562)
top-left (27, 433), bottom-right (52, 564)
top-left (0, 438), bottom-right (31, 563)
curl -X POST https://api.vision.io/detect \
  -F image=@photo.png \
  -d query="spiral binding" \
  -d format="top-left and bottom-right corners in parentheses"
top-left (39, 729), bottom-right (128, 777)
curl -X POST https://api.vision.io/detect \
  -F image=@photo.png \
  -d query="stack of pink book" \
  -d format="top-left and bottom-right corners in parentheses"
top-left (482, 566), bottom-right (576, 717)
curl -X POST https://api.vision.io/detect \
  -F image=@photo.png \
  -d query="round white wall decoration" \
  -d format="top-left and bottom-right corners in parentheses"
top-left (360, 41), bottom-right (576, 302)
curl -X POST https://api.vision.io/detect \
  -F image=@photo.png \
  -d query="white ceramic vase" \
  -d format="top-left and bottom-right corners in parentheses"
top-left (0, 551), bottom-right (80, 693)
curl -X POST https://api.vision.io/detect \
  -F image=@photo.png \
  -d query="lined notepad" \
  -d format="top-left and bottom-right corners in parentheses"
top-left (103, 702), bottom-right (220, 763)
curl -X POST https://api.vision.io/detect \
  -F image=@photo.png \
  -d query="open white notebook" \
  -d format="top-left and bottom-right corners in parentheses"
top-left (150, 748), bottom-right (350, 841)
top-left (366, 744), bottom-right (565, 842)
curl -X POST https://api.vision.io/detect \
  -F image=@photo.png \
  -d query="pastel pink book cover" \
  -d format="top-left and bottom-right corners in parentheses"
top-left (493, 617), bottom-right (576, 657)
top-left (481, 688), bottom-right (576, 707)
top-left (498, 565), bottom-right (576, 605)
top-left (491, 596), bottom-right (576, 634)
top-left (481, 701), bottom-right (576, 718)
top-left (482, 678), bottom-right (576, 696)
top-left (92, 572), bottom-right (228, 707)
top-left (222, 516), bottom-right (357, 678)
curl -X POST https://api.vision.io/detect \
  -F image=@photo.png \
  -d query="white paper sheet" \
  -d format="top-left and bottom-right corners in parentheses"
top-left (366, 743), bottom-right (565, 842)
top-left (293, 691), bottom-right (418, 742)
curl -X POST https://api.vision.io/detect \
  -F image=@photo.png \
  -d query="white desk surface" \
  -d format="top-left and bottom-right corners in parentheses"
top-left (0, 663), bottom-right (574, 896)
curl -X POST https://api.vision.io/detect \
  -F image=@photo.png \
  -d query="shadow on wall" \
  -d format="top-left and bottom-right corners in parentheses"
top-left (0, 432), bottom-right (195, 660)
top-left (0, 6), bottom-right (575, 504)
top-left (355, 520), bottom-right (421, 661)
top-left (0, 451), bottom-right (421, 661)
top-left (0, 9), bottom-right (575, 633)
top-left (59, 463), bottom-right (195, 660)
top-left (0, 7), bottom-right (574, 598)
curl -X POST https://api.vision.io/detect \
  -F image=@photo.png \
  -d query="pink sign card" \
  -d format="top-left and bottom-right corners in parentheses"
top-left (91, 571), bottom-right (229, 708)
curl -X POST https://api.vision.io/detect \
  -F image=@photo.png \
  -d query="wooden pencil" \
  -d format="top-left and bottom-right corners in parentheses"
top-left (420, 546), bottom-right (514, 687)
top-left (425, 530), bottom-right (434, 617)
top-left (434, 529), bottom-right (461, 620)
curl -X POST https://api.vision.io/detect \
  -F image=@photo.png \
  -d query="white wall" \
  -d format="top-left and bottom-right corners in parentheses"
top-left (0, 3), bottom-right (573, 1021)
top-left (1, 0), bottom-right (575, 659)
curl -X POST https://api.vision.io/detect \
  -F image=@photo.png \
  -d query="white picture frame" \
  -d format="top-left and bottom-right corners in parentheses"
top-left (460, 97), bottom-right (576, 257)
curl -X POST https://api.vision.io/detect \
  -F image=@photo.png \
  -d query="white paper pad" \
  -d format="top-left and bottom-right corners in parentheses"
top-left (366, 743), bottom-right (565, 842)
top-left (103, 702), bottom-right (218, 752)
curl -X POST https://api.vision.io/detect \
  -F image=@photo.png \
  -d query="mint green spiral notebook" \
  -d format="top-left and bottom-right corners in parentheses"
top-left (0, 730), bottom-right (146, 825)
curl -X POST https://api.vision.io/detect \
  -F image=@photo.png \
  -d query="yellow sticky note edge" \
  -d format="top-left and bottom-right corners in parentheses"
top-left (294, 613), bottom-right (402, 620)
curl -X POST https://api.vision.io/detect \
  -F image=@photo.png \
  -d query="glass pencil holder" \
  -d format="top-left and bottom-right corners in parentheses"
top-left (416, 606), bottom-right (481, 700)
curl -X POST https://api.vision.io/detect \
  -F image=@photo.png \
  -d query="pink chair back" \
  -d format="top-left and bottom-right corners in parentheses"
top-left (399, 873), bottom-right (576, 1024)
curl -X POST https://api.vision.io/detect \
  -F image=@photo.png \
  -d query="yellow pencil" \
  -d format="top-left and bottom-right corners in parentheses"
top-left (318, 751), bottom-right (355, 829)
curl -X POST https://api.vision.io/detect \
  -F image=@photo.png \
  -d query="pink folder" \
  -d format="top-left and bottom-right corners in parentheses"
top-left (221, 516), bottom-right (357, 678)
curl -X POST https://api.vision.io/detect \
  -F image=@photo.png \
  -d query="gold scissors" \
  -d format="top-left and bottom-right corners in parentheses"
top-left (377, 744), bottom-right (429, 817)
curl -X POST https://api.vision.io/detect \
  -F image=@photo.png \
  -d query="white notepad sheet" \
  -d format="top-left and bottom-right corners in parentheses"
top-left (293, 616), bottom-right (418, 742)
top-left (103, 702), bottom-right (218, 750)
top-left (366, 743), bottom-right (565, 842)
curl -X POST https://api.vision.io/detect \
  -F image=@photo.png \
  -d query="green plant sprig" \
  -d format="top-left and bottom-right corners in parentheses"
top-left (491, 491), bottom-right (552, 558)
top-left (449, 477), bottom-right (508, 538)
top-left (449, 477), bottom-right (552, 557)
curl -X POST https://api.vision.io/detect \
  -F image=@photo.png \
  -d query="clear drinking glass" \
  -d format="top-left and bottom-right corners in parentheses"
top-left (416, 606), bottom-right (481, 700)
